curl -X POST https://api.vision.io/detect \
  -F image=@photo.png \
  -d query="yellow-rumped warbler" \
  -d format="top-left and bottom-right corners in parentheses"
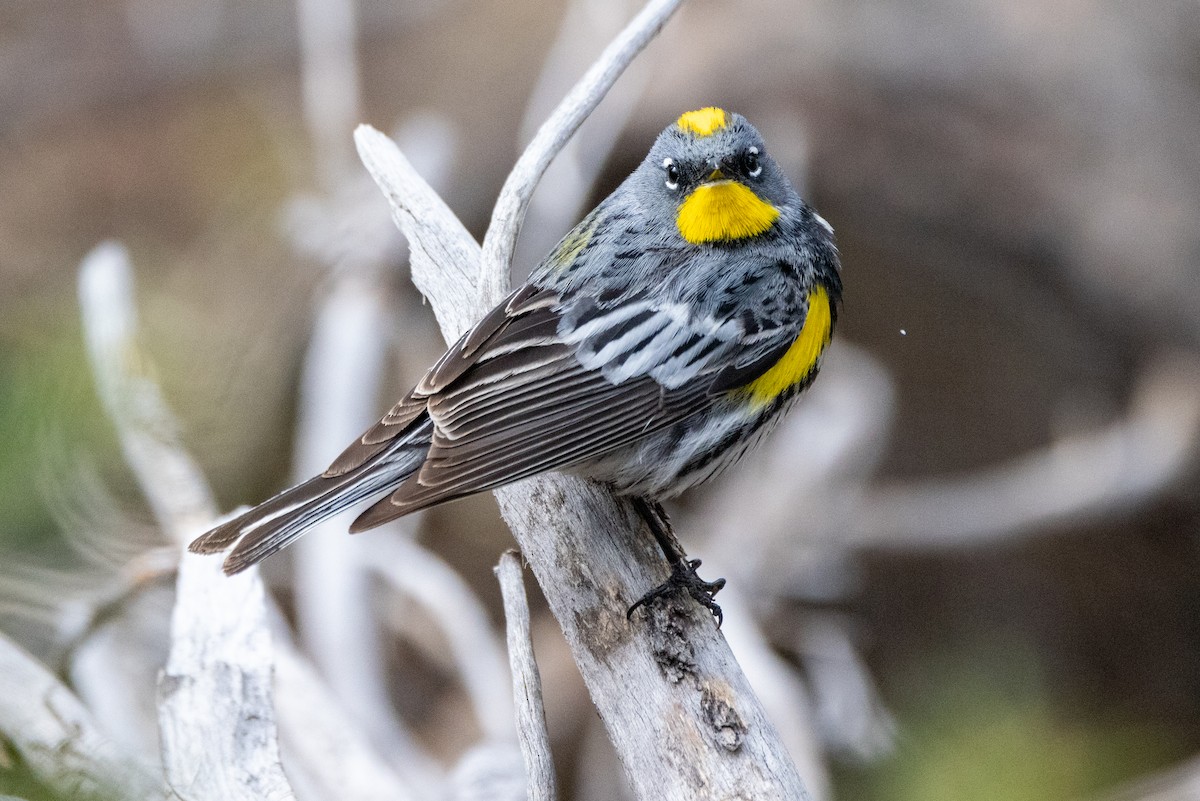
top-left (191, 108), bottom-right (842, 622)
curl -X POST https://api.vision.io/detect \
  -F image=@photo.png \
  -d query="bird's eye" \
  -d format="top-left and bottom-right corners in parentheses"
top-left (744, 147), bottom-right (762, 178)
top-left (663, 158), bottom-right (680, 190)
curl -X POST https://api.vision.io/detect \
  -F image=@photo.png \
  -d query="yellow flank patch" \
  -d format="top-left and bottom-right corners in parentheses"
top-left (676, 107), bottom-right (728, 137)
top-left (740, 286), bottom-right (833, 410)
top-left (676, 181), bottom-right (779, 244)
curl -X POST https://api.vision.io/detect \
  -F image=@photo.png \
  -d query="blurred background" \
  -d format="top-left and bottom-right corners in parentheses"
top-left (2, 0), bottom-right (1200, 799)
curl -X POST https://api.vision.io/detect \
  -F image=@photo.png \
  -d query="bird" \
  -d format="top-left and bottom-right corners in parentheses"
top-left (190, 107), bottom-right (842, 624)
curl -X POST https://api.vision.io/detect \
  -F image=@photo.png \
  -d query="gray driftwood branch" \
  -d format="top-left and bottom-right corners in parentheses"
top-left (848, 354), bottom-right (1200, 547)
top-left (0, 630), bottom-right (161, 801)
top-left (353, 1), bottom-right (811, 795)
top-left (477, 0), bottom-right (683, 303)
top-left (496, 552), bottom-right (556, 801)
top-left (78, 242), bottom-right (219, 547)
top-left (157, 557), bottom-right (295, 801)
top-left (79, 242), bottom-right (297, 800)
top-left (79, 242), bottom-right (422, 801)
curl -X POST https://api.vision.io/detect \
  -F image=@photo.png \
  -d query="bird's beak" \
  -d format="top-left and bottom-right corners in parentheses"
top-left (705, 157), bottom-right (724, 182)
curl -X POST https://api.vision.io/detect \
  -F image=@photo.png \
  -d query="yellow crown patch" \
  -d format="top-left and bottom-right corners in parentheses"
top-left (676, 107), bottom-right (728, 137)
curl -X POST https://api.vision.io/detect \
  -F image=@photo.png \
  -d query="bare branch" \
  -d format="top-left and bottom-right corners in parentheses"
top-left (476, 0), bottom-right (684, 304)
top-left (289, 280), bottom-right (413, 762)
top-left (371, 535), bottom-right (514, 741)
top-left (354, 124), bottom-right (482, 339)
top-left (0, 630), bottom-right (161, 800)
top-left (68, 583), bottom-right (175, 766)
top-left (793, 615), bottom-right (895, 761)
top-left (295, 0), bottom-right (361, 189)
top-left (498, 481), bottom-right (812, 799)
top-left (79, 243), bottom-right (423, 800)
top-left (273, 640), bottom-right (422, 801)
top-left (78, 242), bottom-right (294, 798)
top-left (448, 742), bottom-right (526, 801)
top-left (848, 354), bottom-right (1200, 548)
top-left (77, 242), bottom-right (218, 546)
top-left (716, 587), bottom-right (832, 801)
top-left (513, 0), bottom-right (652, 269)
top-left (495, 551), bottom-right (556, 801)
top-left (157, 554), bottom-right (294, 801)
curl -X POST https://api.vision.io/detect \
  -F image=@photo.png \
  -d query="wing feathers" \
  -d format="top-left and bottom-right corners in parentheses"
top-left (351, 392), bottom-right (676, 529)
top-left (325, 392), bottom-right (426, 476)
top-left (191, 269), bottom-right (819, 564)
top-left (349, 281), bottom-right (797, 519)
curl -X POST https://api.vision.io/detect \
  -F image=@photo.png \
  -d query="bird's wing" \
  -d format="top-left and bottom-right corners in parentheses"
top-left (349, 270), bottom-right (814, 529)
top-left (321, 284), bottom-right (547, 478)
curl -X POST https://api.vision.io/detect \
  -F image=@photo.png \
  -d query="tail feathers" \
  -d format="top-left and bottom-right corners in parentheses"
top-left (189, 474), bottom-right (335, 555)
top-left (188, 445), bottom-right (423, 575)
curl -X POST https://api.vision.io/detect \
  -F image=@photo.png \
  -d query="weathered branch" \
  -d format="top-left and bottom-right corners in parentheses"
top-left (289, 0), bottom-right (435, 771)
top-left (157, 555), bottom-right (294, 801)
top-left (78, 242), bottom-right (218, 547)
top-left (716, 587), bottom-right (832, 800)
top-left (294, 0), bottom-right (361, 190)
top-left (513, 0), bottom-right (652, 268)
top-left (289, 278), bottom-right (413, 762)
top-left (372, 535), bottom-right (514, 742)
top-left (848, 354), bottom-right (1200, 548)
top-left (0, 631), bottom-right (161, 800)
top-left (79, 242), bottom-right (296, 800)
top-left (79, 242), bottom-right (432, 800)
top-left (476, 0), bottom-right (684, 304)
top-left (489, 483), bottom-right (809, 798)
top-left (496, 552), bottom-right (556, 801)
top-left (353, 125), bottom-right (482, 340)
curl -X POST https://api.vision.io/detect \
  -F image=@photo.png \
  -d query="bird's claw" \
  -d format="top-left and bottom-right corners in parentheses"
top-left (627, 558), bottom-right (727, 627)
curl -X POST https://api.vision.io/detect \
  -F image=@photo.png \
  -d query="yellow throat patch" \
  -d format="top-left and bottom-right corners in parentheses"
top-left (740, 285), bottom-right (833, 410)
top-left (676, 107), bottom-right (728, 137)
top-left (676, 181), bottom-right (780, 244)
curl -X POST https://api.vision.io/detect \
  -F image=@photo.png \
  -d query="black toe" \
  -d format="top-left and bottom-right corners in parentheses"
top-left (627, 558), bottom-right (726, 627)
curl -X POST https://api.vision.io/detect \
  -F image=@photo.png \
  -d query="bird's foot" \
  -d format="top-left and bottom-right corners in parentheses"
top-left (627, 558), bottom-right (727, 627)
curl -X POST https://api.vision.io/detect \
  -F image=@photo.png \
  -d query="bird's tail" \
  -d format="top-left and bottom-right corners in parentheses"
top-left (189, 439), bottom-right (426, 575)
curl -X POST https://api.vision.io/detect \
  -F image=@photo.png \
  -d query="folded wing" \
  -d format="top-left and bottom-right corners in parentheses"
top-left (349, 276), bottom-right (808, 528)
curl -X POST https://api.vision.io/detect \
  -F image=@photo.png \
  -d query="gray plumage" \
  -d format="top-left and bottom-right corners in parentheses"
top-left (190, 111), bottom-right (841, 575)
